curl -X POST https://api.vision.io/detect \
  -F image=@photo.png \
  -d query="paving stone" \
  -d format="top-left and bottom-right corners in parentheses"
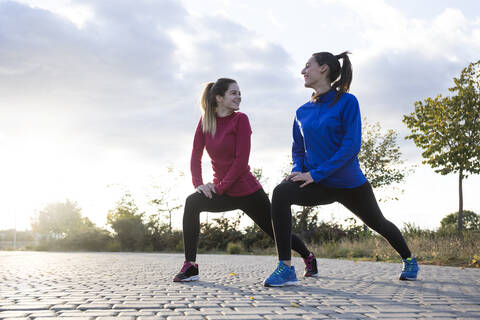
top-left (167, 317), bottom-right (207, 320)
top-left (33, 318), bottom-right (93, 320)
top-left (1, 252), bottom-right (479, 320)
top-left (0, 311), bottom-right (32, 318)
top-left (206, 316), bottom-right (263, 320)
top-left (0, 305), bottom-right (52, 311)
top-left (76, 303), bottom-right (113, 310)
top-left (96, 317), bottom-right (135, 320)
top-left (119, 311), bottom-right (156, 316)
top-left (264, 315), bottom-right (304, 320)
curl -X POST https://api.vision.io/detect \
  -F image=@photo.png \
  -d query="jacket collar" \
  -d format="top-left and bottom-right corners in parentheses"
top-left (312, 89), bottom-right (336, 104)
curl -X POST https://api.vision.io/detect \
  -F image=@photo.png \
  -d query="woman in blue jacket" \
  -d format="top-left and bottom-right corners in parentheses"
top-left (263, 51), bottom-right (418, 287)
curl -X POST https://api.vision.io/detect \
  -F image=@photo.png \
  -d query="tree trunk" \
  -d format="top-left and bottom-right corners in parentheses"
top-left (458, 169), bottom-right (464, 233)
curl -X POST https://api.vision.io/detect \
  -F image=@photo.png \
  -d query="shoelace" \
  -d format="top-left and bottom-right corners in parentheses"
top-left (273, 263), bottom-right (287, 275)
top-left (180, 262), bottom-right (192, 273)
top-left (304, 255), bottom-right (313, 269)
top-left (403, 259), bottom-right (415, 272)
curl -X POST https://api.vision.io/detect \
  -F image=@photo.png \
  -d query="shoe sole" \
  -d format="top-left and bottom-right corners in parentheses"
top-left (263, 280), bottom-right (298, 287)
top-left (173, 275), bottom-right (199, 282)
top-left (304, 273), bottom-right (319, 277)
top-left (399, 276), bottom-right (417, 281)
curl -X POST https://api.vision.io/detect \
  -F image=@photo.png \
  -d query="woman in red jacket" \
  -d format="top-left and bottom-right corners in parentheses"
top-left (174, 78), bottom-right (316, 282)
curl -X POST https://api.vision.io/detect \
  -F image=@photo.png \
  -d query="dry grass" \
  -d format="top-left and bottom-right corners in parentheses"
top-left (304, 231), bottom-right (480, 268)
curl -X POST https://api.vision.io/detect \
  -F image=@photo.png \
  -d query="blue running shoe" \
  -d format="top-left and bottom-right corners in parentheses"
top-left (263, 261), bottom-right (298, 287)
top-left (399, 256), bottom-right (419, 281)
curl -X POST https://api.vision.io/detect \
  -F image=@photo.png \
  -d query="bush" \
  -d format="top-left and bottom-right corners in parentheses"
top-left (198, 216), bottom-right (243, 252)
top-left (242, 224), bottom-right (274, 251)
top-left (227, 242), bottom-right (242, 254)
top-left (439, 210), bottom-right (480, 233)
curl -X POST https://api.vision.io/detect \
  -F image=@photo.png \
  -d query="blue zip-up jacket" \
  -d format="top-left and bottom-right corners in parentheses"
top-left (292, 90), bottom-right (367, 188)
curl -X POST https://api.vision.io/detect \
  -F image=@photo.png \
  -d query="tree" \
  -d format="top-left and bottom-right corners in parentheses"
top-left (151, 192), bottom-right (181, 232)
top-left (403, 60), bottom-right (480, 232)
top-left (107, 193), bottom-right (147, 251)
top-left (31, 200), bottom-right (84, 238)
top-left (358, 120), bottom-right (410, 199)
top-left (439, 210), bottom-right (480, 232)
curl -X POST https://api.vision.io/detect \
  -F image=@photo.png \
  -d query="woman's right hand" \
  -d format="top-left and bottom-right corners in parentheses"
top-left (196, 183), bottom-right (216, 199)
top-left (286, 172), bottom-right (302, 181)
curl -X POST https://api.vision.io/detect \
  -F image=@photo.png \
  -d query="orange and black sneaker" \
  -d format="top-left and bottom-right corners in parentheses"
top-left (173, 261), bottom-right (199, 282)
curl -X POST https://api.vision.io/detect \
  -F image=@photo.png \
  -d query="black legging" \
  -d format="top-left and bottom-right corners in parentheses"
top-left (183, 188), bottom-right (311, 262)
top-left (272, 180), bottom-right (412, 261)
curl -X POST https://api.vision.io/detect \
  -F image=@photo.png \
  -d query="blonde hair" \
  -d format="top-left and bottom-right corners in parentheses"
top-left (200, 78), bottom-right (236, 135)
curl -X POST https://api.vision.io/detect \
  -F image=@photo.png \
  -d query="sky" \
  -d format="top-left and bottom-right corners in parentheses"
top-left (0, 0), bottom-right (479, 232)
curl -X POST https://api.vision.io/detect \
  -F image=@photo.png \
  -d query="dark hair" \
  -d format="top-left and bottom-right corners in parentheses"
top-left (312, 51), bottom-right (352, 104)
top-left (200, 78), bottom-right (237, 135)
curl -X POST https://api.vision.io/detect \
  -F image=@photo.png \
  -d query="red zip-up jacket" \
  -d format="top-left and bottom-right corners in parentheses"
top-left (190, 112), bottom-right (262, 196)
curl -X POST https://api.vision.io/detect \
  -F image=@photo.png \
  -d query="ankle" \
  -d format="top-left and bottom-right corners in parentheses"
top-left (281, 260), bottom-right (292, 267)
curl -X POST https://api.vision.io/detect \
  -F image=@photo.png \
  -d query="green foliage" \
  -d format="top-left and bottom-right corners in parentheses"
top-left (58, 227), bottom-right (114, 251)
top-left (292, 206), bottom-right (319, 243)
top-left (401, 222), bottom-right (435, 238)
top-left (199, 216), bottom-right (243, 252)
top-left (28, 200), bottom-right (118, 251)
top-left (151, 191), bottom-right (182, 231)
top-left (439, 210), bottom-right (480, 232)
top-left (227, 242), bottom-right (243, 254)
top-left (0, 229), bottom-right (34, 241)
top-left (403, 60), bottom-right (480, 231)
top-left (358, 120), bottom-right (408, 190)
top-left (403, 93), bottom-right (480, 176)
top-left (107, 193), bottom-right (148, 251)
top-left (242, 224), bottom-right (274, 251)
top-left (291, 206), bottom-right (372, 244)
top-left (146, 213), bottom-right (183, 251)
top-left (252, 167), bottom-right (268, 186)
top-left (31, 200), bottom-right (84, 237)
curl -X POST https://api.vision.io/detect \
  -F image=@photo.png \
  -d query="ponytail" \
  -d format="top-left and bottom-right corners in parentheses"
top-left (312, 51), bottom-right (353, 105)
top-left (199, 78), bottom-right (237, 136)
top-left (332, 51), bottom-right (352, 99)
top-left (201, 82), bottom-right (216, 135)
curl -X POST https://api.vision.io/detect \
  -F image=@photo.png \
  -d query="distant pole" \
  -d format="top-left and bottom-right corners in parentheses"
top-left (13, 212), bottom-right (17, 249)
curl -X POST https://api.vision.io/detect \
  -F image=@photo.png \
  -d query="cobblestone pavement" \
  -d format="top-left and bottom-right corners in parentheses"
top-left (1, 252), bottom-right (479, 320)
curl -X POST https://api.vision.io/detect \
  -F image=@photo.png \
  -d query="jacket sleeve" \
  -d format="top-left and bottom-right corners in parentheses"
top-left (309, 96), bottom-right (362, 182)
top-left (214, 113), bottom-right (252, 195)
top-left (190, 119), bottom-right (205, 188)
top-left (291, 115), bottom-right (305, 173)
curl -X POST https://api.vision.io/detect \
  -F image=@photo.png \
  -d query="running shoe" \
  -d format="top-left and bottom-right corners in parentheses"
top-left (263, 261), bottom-right (298, 287)
top-left (173, 261), bottom-right (199, 282)
top-left (399, 256), bottom-right (419, 281)
top-left (303, 252), bottom-right (318, 277)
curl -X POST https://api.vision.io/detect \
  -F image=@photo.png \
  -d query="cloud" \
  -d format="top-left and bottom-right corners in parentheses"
top-left (0, 0), bottom-right (302, 167)
top-left (2, 0), bottom-right (480, 230)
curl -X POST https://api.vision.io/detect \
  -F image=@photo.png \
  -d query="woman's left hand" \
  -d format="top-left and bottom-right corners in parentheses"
top-left (290, 172), bottom-right (314, 188)
top-left (206, 183), bottom-right (216, 194)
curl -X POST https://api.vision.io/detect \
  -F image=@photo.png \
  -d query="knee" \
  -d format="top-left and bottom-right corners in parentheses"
top-left (184, 192), bottom-right (202, 214)
top-left (271, 182), bottom-right (294, 215)
top-left (272, 181), bottom-right (293, 201)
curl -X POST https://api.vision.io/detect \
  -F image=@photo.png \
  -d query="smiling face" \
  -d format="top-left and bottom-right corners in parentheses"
top-left (301, 56), bottom-right (328, 89)
top-left (216, 82), bottom-right (241, 115)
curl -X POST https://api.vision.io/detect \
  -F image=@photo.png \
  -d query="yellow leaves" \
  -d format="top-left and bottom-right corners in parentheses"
top-left (471, 255), bottom-right (480, 268)
top-left (290, 302), bottom-right (300, 307)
